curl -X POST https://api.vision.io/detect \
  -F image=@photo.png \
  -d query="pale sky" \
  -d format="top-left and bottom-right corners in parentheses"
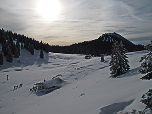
top-left (0, 0), bottom-right (152, 45)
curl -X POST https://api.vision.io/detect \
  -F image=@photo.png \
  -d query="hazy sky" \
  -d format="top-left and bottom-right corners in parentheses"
top-left (0, 0), bottom-right (152, 45)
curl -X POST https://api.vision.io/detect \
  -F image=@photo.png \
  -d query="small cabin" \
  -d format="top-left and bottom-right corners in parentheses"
top-left (34, 78), bottom-right (64, 93)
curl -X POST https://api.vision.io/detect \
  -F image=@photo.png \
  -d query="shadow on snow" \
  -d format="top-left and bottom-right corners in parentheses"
top-left (0, 49), bottom-right (49, 71)
top-left (99, 100), bottom-right (134, 114)
top-left (117, 67), bottom-right (141, 78)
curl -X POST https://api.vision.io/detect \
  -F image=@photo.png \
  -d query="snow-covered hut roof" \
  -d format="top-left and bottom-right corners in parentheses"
top-left (35, 78), bottom-right (64, 88)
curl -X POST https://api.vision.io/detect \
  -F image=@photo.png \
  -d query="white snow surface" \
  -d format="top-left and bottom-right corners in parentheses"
top-left (0, 48), bottom-right (152, 114)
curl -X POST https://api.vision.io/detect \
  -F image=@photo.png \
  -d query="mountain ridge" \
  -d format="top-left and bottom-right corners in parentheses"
top-left (50, 32), bottom-right (145, 56)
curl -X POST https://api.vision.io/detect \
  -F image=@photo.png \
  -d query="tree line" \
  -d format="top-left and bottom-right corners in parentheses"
top-left (49, 32), bottom-right (145, 56)
top-left (0, 28), bottom-right (145, 66)
top-left (0, 28), bottom-right (47, 65)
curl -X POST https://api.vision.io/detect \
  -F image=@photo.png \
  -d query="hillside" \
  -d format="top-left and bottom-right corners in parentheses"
top-left (0, 29), bottom-right (145, 58)
top-left (0, 47), bottom-right (151, 114)
top-left (49, 32), bottom-right (145, 56)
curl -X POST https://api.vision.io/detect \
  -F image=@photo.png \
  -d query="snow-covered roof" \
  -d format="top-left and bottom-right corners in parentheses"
top-left (35, 78), bottom-right (64, 88)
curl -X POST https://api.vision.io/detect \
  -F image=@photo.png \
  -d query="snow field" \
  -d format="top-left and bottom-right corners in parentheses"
top-left (0, 49), bottom-right (151, 114)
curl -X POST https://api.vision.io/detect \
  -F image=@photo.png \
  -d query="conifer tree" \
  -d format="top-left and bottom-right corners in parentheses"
top-left (28, 44), bottom-right (34, 55)
top-left (101, 54), bottom-right (104, 62)
top-left (2, 42), bottom-right (7, 56)
top-left (119, 41), bottom-right (130, 72)
top-left (45, 43), bottom-right (49, 53)
top-left (14, 47), bottom-right (20, 58)
top-left (110, 43), bottom-right (120, 77)
top-left (16, 41), bottom-right (20, 56)
top-left (12, 42), bottom-right (16, 55)
top-left (24, 42), bottom-right (27, 49)
top-left (140, 41), bottom-right (152, 109)
top-left (0, 31), bottom-right (2, 43)
top-left (40, 41), bottom-right (43, 50)
top-left (40, 49), bottom-right (44, 59)
top-left (109, 42), bottom-right (130, 78)
top-left (6, 47), bottom-right (13, 63)
top-left (31, 44), bottom-right (34, 55)
top-left (0, 52), bottom-right (3, 66)
top-left (139, 40), bottom-right (152, 80)
top-left (25, 41), bottom-right (29, 50)
top-left (21, 43), bottom-right (24, 49)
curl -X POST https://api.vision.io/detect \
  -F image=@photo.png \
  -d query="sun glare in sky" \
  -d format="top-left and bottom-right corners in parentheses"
top-left (37, 0), bottom-right (61, 21)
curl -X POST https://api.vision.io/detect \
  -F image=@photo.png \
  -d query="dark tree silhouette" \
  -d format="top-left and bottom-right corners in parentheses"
top-left (0, 52), bottom-right (3, 66)
top-left (40, 50), bottom-right (44, 59)
top-left (45, 43), bottom-right (49, 53)
top-left (28, 44), bottom-right (34, 55)
top-left (2, 42), bottom-right (7, 56)
top-left (14, 47), bottom-right (20, 58)
top-left (12, 42), bottom-right (16, 55)
top-left (101, 54), bottom-right (104, 62)
top-left (16, 41), bottom-right (20, 56)
top-left (6, 47), bottom-right (13, 63)
top-left (21, 43), bottom-right (24, 49)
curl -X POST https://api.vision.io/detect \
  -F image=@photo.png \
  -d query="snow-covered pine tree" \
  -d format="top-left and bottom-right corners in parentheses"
top-left (109, 42), bottom-right (130, 78)
top-left (110, 43), bottom-right (120, 77)
top-left (119, 41), bottom-right (130, 72)
top-left (139, 40), bottom-right (152, 80)
top-left (141, 89), bottom-right (152, 109)
top-left (138, 41), bottom-right (152, 111)
top-left (0, 52), bottom-right (3, 66)
top-left (40, 49), bottom-right (44, 59)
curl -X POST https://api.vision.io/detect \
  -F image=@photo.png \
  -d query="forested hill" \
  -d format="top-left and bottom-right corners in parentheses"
top-left (50, 32), bottom-right (145, 56)
top-left (0, 28), bottom-right (145, 57)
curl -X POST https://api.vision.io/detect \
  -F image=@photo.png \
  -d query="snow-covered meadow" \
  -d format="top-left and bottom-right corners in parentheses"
top-left (0, 48), bottom-right (151, 114)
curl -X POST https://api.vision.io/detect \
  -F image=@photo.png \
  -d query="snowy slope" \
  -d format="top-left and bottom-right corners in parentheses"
top-left (0, 48), bottom-right (151, 114)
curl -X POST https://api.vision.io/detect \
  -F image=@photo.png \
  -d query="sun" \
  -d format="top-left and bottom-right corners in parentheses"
top-left (37, 0), bottom-right (61, 21)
